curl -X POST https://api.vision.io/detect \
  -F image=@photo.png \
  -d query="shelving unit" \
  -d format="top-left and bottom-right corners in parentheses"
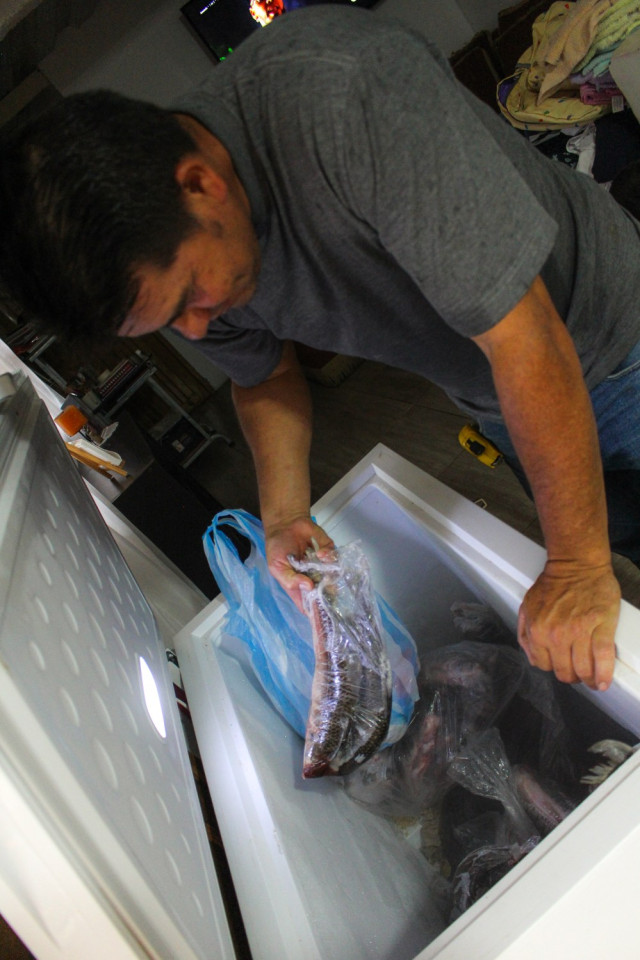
top-left (147, 375), bottom-right (231, 468)
top-left (1, 318), bottom-right (231, 468)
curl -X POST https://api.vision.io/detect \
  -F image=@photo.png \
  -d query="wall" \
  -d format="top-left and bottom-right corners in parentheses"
top-left (38, 0), bottom-right (213, 105)
top-left (375, 0), bottom-right (509, 56)
top-left (375, 0), bottom-right (474, 56)
top-left (38, 0), bottom-right (483, 96)
top-left (456, 0), bottom-right (508, 36)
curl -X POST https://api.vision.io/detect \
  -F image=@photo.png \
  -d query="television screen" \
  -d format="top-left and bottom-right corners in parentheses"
top-left (182, 0), bottom-right (377, 63)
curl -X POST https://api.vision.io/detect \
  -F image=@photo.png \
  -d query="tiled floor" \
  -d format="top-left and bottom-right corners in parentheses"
top-left (189, 358), bottom-right (640, 609)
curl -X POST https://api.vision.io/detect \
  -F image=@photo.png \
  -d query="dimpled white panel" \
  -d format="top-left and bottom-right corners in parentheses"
top-left (0, 378), bottom-right (230, 958)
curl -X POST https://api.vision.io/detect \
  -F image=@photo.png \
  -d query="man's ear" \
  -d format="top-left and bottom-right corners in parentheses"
top-left (174, 156), bottom-right (228, 212)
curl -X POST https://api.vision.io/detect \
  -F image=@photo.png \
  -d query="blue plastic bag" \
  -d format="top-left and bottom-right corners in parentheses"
top-left (203, 509), bottom-right (420, 749)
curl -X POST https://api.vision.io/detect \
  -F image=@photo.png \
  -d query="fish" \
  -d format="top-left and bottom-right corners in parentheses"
top-left (423, 642), bottom-right (525, 738)
top-left (448, 728), bottom-right (539, 845)
top-left (344, 642), bottom-right (527, 817)
top-left (449, 839), bottom-right (537, 921)
top-left (580, 739), bottom-right (638, 789)
top-left (343, 690), bottom-right (447, 816)
top-left (512, 765), bottom-right (576, 834)
top-left (290, 542), bottom-right (392, 778)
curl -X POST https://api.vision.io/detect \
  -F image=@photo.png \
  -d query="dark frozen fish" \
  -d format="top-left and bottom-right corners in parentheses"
top-left (581, 739), bottom-right (638, 789)
top-left (449, 838), bottom-right (538, 921)
top-left (423, 642), bottom-right (525, 737)
top-left (513, 765), bottom-right (576, 834)
top-left (450, 603), bottom-right (579, 784)
top-left (448, 728), bottom-right (539, 845)
top-left (344, 643), bottom-right (526, 817)
top-left (343, 690), bottom-right (448, 815)
top-left (291, 543), bottom-right (392, 778)
top-left (450, 601), bottom-right (516, 646)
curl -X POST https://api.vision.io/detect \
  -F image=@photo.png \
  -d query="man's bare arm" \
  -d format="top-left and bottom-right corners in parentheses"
top-left (473, 275), bottom-right (620, 690)
top-left (231, 340), bottom-right (333, 609)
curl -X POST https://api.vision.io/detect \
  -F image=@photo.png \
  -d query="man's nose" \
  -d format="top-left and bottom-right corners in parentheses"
top-left (171, 309), bottom-right (211, 340)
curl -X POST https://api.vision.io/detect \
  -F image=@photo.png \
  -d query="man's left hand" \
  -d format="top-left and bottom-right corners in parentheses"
top-left (518, 560), bottom-right (621, 690)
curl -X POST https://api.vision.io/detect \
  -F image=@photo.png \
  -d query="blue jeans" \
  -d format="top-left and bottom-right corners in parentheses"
top-left (477, 339), bottom-right (640, 567)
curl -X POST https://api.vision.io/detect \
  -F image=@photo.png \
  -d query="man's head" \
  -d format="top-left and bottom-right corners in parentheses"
top-left (0, 90), bottom-right (226, 343)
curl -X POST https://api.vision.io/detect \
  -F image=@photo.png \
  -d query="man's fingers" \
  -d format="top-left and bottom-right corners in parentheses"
top-left (592, 625), bottom-right (616, 691)
top-left (518, 607), bottom-right (583, 685)
top-left (517, 563), bottom-right (621, 690)
top-left (270, 563), bottom-right (313, 612)
top-left (517, 607), bottom-right (555, 671)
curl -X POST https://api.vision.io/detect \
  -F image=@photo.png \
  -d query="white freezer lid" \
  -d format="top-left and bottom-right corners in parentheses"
top-left (176, 443), bottom-right (640, 960)
top-left (0, 373), bottom-right (236, 959)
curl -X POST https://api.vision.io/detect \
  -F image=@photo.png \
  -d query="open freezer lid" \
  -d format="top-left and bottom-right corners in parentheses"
top-left (0, 372), bottom-right (235, 960)
top-left (176, 442), bottom-right (640, 960)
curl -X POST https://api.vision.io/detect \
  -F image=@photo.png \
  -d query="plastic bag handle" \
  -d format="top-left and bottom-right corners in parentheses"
top-left (203, 509), bottom-right (266, 604)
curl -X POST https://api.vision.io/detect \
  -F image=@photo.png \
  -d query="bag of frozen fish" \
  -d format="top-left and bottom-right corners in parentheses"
top-left (202, 510), bottom-right (420, 777)
top-left (345, 601), bottom-right (637, 919)
top-left (289, 539), bottom-right (419, 777)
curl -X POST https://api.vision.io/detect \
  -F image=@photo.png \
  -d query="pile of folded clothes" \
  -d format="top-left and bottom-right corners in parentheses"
top-left (498, 0), bottom-right (640, 129)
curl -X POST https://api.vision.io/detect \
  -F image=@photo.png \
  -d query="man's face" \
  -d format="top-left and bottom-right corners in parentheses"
top-left (118, 207), bottom-right (261, 341)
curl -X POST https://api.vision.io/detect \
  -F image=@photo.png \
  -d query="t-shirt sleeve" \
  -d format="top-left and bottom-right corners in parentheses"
top-left (171, 316), bottom-right (283, 387)
top-left (340, 28), bottom-right (558, 338)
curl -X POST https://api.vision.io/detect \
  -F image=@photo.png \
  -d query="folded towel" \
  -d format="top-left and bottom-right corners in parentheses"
top-left (576, 7), bottom-right (640, 70)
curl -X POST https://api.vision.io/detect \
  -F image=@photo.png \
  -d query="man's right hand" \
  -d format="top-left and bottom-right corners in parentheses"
top-left (265, 515), bottom-right (335, 613)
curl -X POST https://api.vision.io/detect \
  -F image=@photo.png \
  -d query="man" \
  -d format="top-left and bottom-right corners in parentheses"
top-left (1, 7), bottom-right (639, 691)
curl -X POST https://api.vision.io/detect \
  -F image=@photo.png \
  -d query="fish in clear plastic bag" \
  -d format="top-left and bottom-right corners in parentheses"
top-left (343, 642), bottom-right (526, 816)
top-left (448, 727), bottom-right (540, 845)
top-left (512, 764), bottom-right (576, 834)
top-left (446, 727), bottom-right (577, 918)
top-left (449, 838), bottom-right (539, 921)
top-left (290, 541), bottom-right (392, 778)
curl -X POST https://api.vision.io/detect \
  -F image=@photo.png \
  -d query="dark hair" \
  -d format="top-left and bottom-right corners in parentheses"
top-left (0, 90), bottom-right (199, 343)
top-left (610, 159), bottom-right (640, 222)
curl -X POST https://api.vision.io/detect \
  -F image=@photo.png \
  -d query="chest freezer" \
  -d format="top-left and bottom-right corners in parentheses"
top-left (2, 371), bottom-right (640, 960)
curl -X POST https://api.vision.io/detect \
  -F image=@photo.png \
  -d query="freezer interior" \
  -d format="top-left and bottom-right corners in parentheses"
top-left (175, 445), bottom-right (640, 960)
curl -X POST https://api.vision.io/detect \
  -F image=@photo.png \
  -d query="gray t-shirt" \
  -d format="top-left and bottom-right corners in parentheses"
top-left (173, 6), bottom-right (640, 419)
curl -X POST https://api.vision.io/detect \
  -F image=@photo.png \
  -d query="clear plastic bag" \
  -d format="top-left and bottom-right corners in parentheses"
top-left (450, 602), bottom-right (578, 784)
top-left (512, 764), bottom-right (577, 834)
top-left (343, 641), bottom-right (526, 816)
top-left (445, 727), bottom-right (576, 919)
top-left (448, 728), bottom-right (539, 845)
top-left (446, 727), bottom-right (541, 920)
top-left (449, 837), bottom-right (539, 921)
top-left (290, 542), bottom-right (394, 777)
top-left (202, 510), bottom-right (420, 774)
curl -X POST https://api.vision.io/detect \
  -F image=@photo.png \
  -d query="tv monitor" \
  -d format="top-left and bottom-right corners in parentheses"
top-left (182, 0), bottom-right (377, 63)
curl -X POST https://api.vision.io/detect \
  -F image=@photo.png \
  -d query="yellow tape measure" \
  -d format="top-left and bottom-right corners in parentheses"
top-left (458, 424), bottom-right (503, 468)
